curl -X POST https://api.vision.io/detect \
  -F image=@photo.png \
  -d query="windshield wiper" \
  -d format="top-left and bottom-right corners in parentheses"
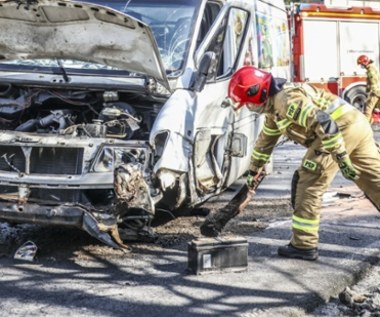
top-left (56, 59), bottom-right (69, 83)
top-left (122, 0), bottom-right (132, 13)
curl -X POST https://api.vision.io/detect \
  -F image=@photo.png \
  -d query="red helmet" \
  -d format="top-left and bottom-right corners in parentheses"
top-left (228, 66), bottom-right (272, 109)
top-left (357, 55), bottom-right (370, 66)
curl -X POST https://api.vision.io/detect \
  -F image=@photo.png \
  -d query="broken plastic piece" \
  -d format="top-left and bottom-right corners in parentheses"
top-left (336, 192), bottom-right (352, 198)
top-left (14, 240), bottom-right (38, 262)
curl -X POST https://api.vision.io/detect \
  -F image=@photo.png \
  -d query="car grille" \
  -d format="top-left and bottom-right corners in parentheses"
top-left (0, 185), bottom-right (83, 203)
top-left (0, 146), bottom-right (84, 175)
top-left (0, 186), bottom-right (112, 205)
top-left (30, 188), bottom-right (82, 202)
top-left (0, 146), bottom-right (24, 173)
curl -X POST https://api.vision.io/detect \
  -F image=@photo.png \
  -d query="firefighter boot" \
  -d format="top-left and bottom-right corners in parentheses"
top-left (278, 244), bottom-right (318, 261)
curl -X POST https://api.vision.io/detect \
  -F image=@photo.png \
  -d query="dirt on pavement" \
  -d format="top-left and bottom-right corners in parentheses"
top-left (0, 197), bottom-right (292, 263)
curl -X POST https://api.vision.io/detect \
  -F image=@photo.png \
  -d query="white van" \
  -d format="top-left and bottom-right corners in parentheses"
top-left (0, 0), bottom-right (290, 247)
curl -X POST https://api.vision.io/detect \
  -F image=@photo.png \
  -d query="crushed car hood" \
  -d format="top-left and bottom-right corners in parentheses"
top-left (0, 0), bottom-right (169, 89)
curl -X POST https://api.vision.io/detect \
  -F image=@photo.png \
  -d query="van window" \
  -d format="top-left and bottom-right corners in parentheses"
top-left (204, 8), bottom-right (249, 79)
top-left (196, 2), bottom-right (222, 48)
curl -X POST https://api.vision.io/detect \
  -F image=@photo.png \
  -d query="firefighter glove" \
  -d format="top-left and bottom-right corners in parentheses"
top-left (246, 170), bottom-right (260, 190)
top-left (337, 153), bottom-right (358, 181)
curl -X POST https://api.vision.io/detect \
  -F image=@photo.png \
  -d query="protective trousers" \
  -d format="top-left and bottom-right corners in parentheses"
top-left (365, 94), bottom-right (380, 121)
top-left (290, 111), bottom-right (380, 249)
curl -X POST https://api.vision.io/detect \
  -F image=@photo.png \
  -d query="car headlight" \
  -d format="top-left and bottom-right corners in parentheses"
top-left (153, 131), bottom-right (170, 159)
top-left (92, 147), bottom-right (132, 172)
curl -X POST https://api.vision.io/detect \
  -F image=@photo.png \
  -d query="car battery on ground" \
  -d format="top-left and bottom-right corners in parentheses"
top-left (187, 236), bottom-right (248, 275)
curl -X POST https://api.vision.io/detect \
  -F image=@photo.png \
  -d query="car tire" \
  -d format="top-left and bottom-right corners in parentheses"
top-left (344, 85), bottom-right (367, 112)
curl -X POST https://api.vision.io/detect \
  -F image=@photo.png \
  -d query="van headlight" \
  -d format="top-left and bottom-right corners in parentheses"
top-left (92, 147), bottom-right (129, 172)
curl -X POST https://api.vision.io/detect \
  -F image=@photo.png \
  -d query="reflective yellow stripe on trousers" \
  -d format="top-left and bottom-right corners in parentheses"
top-left (292, 215), bottom-right (319, 232)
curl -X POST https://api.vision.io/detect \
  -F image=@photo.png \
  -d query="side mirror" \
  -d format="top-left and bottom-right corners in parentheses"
top-left (192, 51), bottom-right (216, 92)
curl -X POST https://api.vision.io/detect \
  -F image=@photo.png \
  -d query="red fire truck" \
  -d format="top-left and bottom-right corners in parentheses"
top-left (288, 0), bottom-right (380, 124)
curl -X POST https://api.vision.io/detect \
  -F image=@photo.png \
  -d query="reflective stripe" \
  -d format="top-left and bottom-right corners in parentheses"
top-left (325, 98), bottom-right (342, 114)
top-left (292, 223), bottom-right (320, 232)
top-left (275, 118), bottom-right (292, 130)
top-left (293, 215), bottom-right (319, 224)
top-left (322, 132), bottom-right (343, 149)
top-left (330, 103), bottom-right (353, 120)
top-left (292, 215), bottom-right (319, 232)
top-left (263, 125), bottom-right (282, 136)
top-left (251, 149), bottom-right (270, 162)
top-left (298, 103), bottom-right (314, 127)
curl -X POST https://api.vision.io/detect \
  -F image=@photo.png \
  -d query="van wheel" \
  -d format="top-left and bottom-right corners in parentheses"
top-left (344, 85), bottom-right (367, 112)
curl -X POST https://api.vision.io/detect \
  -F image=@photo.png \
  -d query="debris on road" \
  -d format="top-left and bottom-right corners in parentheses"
top-left (311, 265), bottom-right (380, 317)
top-left (338, 286), bottom-right (380, 316)
top-left (13, 240), bottom-right (38, 262)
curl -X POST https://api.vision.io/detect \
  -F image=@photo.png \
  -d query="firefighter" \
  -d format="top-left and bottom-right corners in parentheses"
top-left (357, 54), bottom-right (380, 121)
top-left (228, 66), bottom-right (380, 261)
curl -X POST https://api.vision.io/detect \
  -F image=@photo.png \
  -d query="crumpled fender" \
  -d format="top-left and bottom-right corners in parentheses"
top-left (149, 89), bottom-right (195, 174)
top-left (82, 213), bottom-right (130, 251)
top-left (114, 162), bottom-right (155, 216)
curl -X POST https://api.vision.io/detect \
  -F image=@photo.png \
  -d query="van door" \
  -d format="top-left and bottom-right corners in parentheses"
top-left (192, 4), bottom-right (255, 195)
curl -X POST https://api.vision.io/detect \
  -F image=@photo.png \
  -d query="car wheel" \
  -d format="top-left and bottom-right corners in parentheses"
top-left (344, 85), bottom-right (367, 112)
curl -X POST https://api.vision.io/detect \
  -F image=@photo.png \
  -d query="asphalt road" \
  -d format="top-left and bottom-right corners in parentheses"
top-left (0, 132), bottom-right (379, 317)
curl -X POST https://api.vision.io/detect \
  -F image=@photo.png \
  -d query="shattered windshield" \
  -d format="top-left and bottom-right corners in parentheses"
top-left (0, 0), bottom-right (199, 77)
top-left (92, 0), bottom-right (200, 75)
top-left (91, 0), bottom-right (200, 76)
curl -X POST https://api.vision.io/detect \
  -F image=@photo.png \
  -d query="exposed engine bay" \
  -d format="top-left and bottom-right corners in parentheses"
top-left (0, 83), bottom-right (160, 139)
